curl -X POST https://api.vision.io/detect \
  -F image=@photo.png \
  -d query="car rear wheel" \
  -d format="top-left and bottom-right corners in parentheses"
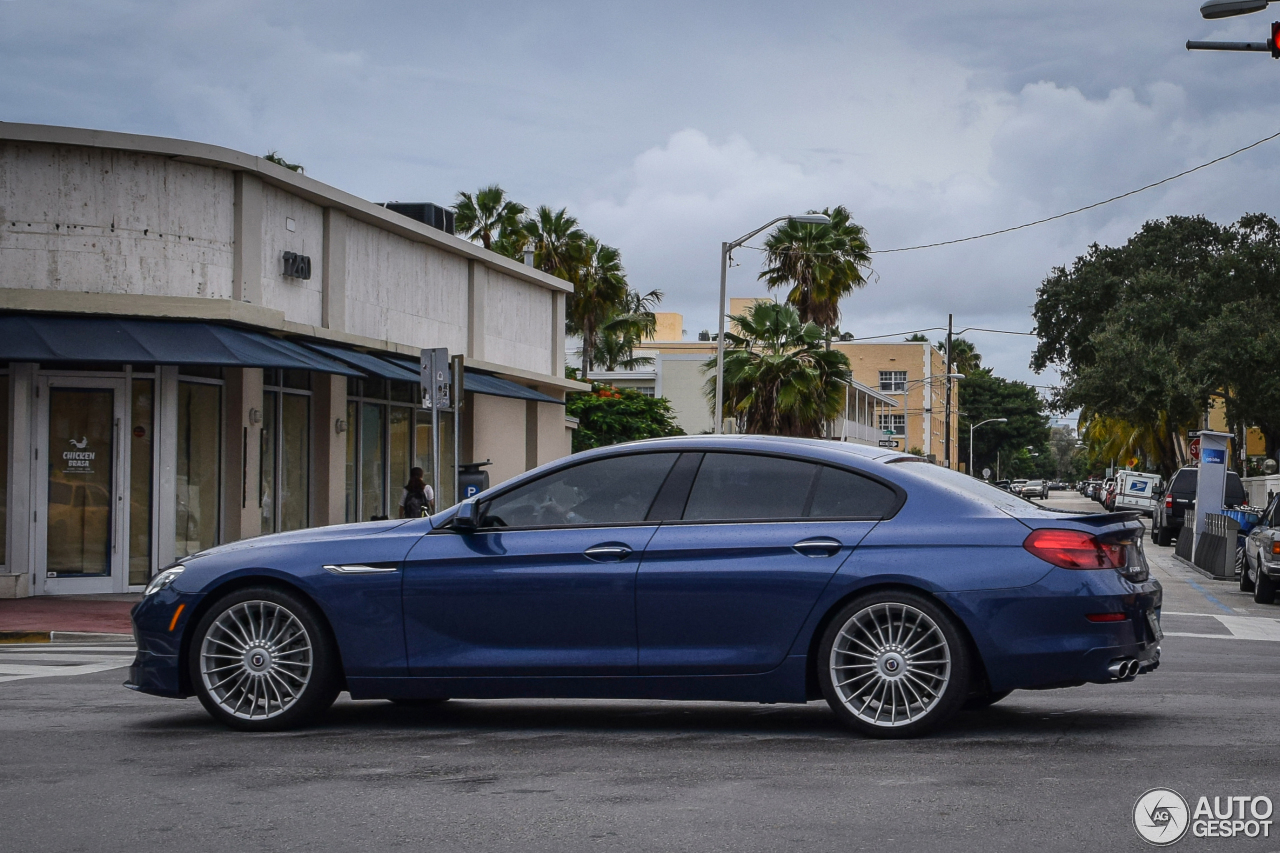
top-left (818, 591), bottom-right (971, 738)
top-left (189, 586), bottom-right (340, 731)
top-left (1153, 525), bottom-right (1173, 547)
top-left (1255, 570), bottom-right (1277, 605)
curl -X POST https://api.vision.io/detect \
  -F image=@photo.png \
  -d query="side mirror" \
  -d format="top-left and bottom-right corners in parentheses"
top-left (452, 500), bottom-right (480, 531)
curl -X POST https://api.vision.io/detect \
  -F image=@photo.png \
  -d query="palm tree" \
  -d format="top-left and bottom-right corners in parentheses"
top-left (759, 205), bottom-right (872, 329)
top-left (592, 288), bottom-right (663, 371)
top-left (702, 301), bottom-right (852, 437)
top-left (454, 185), bottom-right (526, 250)
top-left (567, 238), bottom-right (629, 375)
top-left (523, 205), bottom-right (587, 280)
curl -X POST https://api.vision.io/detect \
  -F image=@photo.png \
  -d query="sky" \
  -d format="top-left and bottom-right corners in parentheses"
top-left (3, 0), bottom-right (1280, 402)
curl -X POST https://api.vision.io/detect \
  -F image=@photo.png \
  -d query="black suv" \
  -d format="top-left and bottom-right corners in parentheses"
top-left (1151, 466), bottom-right (1247, 547)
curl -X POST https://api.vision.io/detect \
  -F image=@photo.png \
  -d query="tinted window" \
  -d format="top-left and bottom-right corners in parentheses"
top-left (481, 453), bottom-right (678, 528)
top-left (682, 453), bottom-right (818, 521)
top-left (1170, 469), bottom-right (1197, 497)
top-left (1226, 472), bottom-right (1246, 507)
top-left (808, 467), bottom-right (899, 518)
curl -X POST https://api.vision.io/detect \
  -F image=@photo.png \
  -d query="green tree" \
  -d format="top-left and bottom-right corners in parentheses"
top-left (454, 184), bottom-right (526, 251)
top-left (524, 205), bottom-right (587, 280)
top-left (567, 237), bottom-right (629, 376)
top-left (936, 337), bottom-right (982, 376)
top-left (566, 384), bottom-right (684, 451)
top-left (957, 367), bottom-right (1050, 477)
top-left (759, 205), bottom-right (872, 329)
top-left (1031, 213), bottom-right (1280, 474)
top-left (703, 301), bottom-right (852, 437)
top-left (263, 151), bottom-right (303, 173)
top-left (592, 288), bottom-right (663, 371)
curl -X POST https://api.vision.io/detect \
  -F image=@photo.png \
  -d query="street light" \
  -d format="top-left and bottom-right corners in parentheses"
top-left (969, 417), bottom-right (1007, 479)
top-left (1201, 0), bottom-right (1269, 18)
top-left (713, 213), bottom-right (832, 434)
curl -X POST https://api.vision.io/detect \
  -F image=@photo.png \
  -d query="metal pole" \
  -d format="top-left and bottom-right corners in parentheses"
top-left (431, 359), bottom-right (440, 511)
top-left (1186, 40), bottom-right (1271, 51)
top-left (969, 422), bottom-right (975, 479)
top-left (945, 313), bottom-right (953, 470)
top-left (452, 354), bottom-right (463, 510)
top-left (714, 241), bottom-right (729, 434)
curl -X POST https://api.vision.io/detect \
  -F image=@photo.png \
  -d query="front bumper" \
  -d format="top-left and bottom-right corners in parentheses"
top-left (943, 568), bottom-right (1163, 693)
top-left (1260, 558), bottom-right (1280, 580)
top-left (123, 588), bottom-right (203, 699)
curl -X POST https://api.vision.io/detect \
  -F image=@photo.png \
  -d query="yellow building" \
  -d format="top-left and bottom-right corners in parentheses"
top-left (583, 305), bottom-right (960, 466)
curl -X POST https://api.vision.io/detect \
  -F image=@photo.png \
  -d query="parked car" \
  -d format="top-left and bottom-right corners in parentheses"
top-left (1022, 479), bottom-right (1049, 500)
top-left (1103, 480), bottom-right (1118, 511)
top-left (994, 479), bottom-right (1012, 491)
top-left (1151, 466), bottom-right (1247, 547)
top-left (1096, 479), bottom-right (1115, 505)
top-left (129, 435), bottom-right (1162, 738)
top-left (1010, 479), bottom-right (1028, 495)
top-left (1241, 494), bottom-right (1280, 604)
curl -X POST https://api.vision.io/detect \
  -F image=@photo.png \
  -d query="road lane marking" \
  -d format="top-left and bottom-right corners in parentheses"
top-left (1162, 612), bottom-right (1280, 642)
top-left (0, 645), bottom-right (135, 683)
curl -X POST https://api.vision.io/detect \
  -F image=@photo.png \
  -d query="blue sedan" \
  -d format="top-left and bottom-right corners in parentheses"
top-left (128, 436), bottom-right (1161, 738)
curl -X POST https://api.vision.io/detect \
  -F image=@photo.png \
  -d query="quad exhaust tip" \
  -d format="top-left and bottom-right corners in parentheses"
top-left (1107, 658), bottom-right (1140, 679)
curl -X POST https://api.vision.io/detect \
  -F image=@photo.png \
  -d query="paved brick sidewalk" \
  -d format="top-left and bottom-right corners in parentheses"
top-left (0, 595), bottom-right (138, 635)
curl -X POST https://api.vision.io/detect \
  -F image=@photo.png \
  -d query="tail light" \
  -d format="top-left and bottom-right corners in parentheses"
top-left (1165, 494), bottom-right (1173, 509)
top-left (1023, 529), bottom-right (1126, 569)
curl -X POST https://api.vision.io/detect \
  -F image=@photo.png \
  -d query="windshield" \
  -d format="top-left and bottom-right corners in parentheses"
top-left (886, 459), bottom-right (1077, 516)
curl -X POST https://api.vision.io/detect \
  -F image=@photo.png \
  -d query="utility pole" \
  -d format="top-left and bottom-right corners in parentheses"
top-left (944, 314), bottom-right (954, 470)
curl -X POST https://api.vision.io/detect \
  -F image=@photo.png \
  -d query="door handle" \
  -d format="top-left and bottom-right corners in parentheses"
top-left (793, 537), bottom-right (843, 558)
top-left (584, 544), bottom-right (633, 563)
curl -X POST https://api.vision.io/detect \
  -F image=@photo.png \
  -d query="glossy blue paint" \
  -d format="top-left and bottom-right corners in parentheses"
top-left (636, 520), bottom-right (875, 674)
top-left (127, 435), bottom-right (1164, 713)
top-left (402, 525), bottom-right (659, 676)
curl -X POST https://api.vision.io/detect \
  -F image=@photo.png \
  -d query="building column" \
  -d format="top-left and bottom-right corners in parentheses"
top-left (467, 260), bottom-right (487, 362)
top-left (551, 291), bottom-right (565, 378)
top-left (233, 173), bottom-right (264, 305)
top-left (155, 367), bottom-right (179, 570)
top-left (4, 364), bottom-right (36, 596)
top-left (322, 208), bottom-right (347, 332)
top-left (312, 374), bottom-right (348, 526)
top-left (222, 367), bottom-right (263, 543)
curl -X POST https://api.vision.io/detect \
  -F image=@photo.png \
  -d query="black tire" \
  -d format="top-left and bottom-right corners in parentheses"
top-left (188, 586), bottom-right (341, 731)
top-left (1154, 525), bottom-right (1173, 547)
top-left (817, 590), bottom-right (972, 739)
top-left (1240, 554), bottom-right (1257, 592)
top-left (963, 690), bottom-right (1013, 711)
top-left (1256, 570), bottom-right (1277, 605)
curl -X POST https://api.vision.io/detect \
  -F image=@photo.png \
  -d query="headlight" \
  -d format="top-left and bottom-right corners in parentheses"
top-left (144, 565), bottom-right (185, 596)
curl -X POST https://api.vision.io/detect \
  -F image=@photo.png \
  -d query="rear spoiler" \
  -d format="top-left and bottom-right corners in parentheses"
top-left (1071, 511), bottom-right (1143, 526)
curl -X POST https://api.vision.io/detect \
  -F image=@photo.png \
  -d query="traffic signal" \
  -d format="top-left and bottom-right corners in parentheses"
top-left (1273, 21), bottom-right (1280, 57)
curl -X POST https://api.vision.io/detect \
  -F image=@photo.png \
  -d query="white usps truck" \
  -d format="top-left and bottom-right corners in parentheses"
top-left (1114, 470), bottom-right (1162, 516)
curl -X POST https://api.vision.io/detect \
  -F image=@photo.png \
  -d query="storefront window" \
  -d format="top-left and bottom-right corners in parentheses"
top-left (260, 389), bottom-right (278, 534)
top-left (0, 375), bottom-right (8, 566)
top-left (47, 388), bottom-right (114, 576)
top-left (390, 406), bottom-right (411, 513)
top-left (129, 379), bottom-right (154, 585)
top-left (176, 380), bottom-right (221, 558)
top-left (280, 393), bottom-right (309, 532)
top-left (360, 402), bottom-right (386, 520)
top-left (345, 400), bottom-right (358, 523)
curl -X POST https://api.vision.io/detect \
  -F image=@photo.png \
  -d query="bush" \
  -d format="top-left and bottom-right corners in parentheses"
top-left (566, 384), bottom-right (684, 452)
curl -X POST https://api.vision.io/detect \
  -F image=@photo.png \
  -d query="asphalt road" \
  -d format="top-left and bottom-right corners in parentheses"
top-left (3, 493), bottom-right (1279, 853)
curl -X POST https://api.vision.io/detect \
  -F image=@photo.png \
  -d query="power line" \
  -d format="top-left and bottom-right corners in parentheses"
top-left (868, 128), bottom-right (1280, 254)
top-left (841, 325), bottom-right (1035, 342)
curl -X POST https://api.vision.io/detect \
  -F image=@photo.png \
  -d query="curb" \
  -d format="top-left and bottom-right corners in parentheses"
top-left (1172, 553), bottom-right (1236, 583)
top-left (0, 630), bottom-right (133, 644)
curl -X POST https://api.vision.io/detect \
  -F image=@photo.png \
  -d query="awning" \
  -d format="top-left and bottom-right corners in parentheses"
top-left (300, 342), bottom-right (421, 383)
top-left (0, 314), bottom-right (361, 376)
top-left (384, 355), bottom-right (563, 405)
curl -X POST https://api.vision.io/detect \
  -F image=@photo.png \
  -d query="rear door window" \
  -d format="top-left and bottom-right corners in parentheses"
top-left (807, 466), bottom-right (899, 519)
top-left (682, 453), bottom-right (818, 521)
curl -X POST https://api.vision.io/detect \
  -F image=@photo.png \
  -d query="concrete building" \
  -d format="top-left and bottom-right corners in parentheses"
top-left (0, 122), bottom-right (585, 597)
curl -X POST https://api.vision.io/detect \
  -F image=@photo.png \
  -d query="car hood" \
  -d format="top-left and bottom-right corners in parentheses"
top-left (182, 518), bottom-right (419, 562)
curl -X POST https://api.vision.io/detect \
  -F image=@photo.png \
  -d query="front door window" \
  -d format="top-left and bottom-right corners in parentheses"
top-left (46, 388), bottom-right (115, 578)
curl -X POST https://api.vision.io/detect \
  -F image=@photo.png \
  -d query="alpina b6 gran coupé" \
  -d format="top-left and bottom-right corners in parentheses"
top-left (128, 435), bottom-right (1161, 738)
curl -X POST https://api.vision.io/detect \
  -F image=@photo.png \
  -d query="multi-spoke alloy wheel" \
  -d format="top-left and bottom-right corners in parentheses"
top-left (200, 600), bottom-right (313, 720)
top-left (189, 587), bottom-right (339, 731)
top-left (818, 591), bottom-right (971, 738)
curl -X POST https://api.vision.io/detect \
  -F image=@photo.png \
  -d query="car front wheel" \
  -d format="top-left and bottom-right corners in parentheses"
top-left (188, 586), bottom-right (341, 731)
top-left (1240, 555), bottom-right (1256, 592)
top-left (1256, 569), bottom-right (1277, 605)
top-left (818, 591), bottom-right (971, 738)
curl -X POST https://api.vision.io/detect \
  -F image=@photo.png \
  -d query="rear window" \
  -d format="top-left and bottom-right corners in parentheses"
top-left (1168, 468), bottom-right (1246, 505)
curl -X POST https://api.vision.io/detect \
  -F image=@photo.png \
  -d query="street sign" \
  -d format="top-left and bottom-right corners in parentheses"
top-left (1189, 437), bottom-right (1201, 461)
top-left (878, 439), bottom-right (901, 448)
top-left (420, 347), bottom-right (451, 409)
top-left (982, 467), bottom-right (992, 479)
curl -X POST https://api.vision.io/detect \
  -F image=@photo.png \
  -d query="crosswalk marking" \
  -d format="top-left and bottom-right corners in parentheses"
top-left (1162, 611), bottom-right (1280, 642)
top-left (0, 643), bottom-right (135, 683)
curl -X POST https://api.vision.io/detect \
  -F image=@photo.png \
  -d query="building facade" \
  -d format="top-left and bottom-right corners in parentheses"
top-left (0, 123), bottom-right (584, 597)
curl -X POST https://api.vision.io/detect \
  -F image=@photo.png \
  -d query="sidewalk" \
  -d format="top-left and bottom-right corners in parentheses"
top-left (0, 594), bottom-right (138, 641)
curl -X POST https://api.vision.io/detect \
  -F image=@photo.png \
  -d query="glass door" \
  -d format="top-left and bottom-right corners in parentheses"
top-left (36, 377), bottom-right (128, 594)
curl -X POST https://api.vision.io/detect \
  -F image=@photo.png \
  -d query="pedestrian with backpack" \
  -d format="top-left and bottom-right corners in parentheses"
top-left (400, 467), bottom-right (435, 518)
